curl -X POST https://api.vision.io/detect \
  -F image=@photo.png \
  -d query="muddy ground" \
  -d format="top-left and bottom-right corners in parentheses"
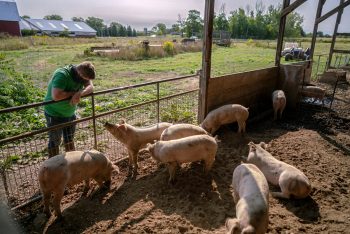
top-left (14, 80), bottom-right (350, 233)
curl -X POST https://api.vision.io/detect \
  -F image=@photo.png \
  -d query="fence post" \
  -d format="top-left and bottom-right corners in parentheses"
top-left (0, 169), bottom-right (9, 205)
top-left (157, 82), bottom-right (160, 123)
top-left (91, 94), bottom-right (97, 149)
top-left (315, 54), bottom-right (321, 79)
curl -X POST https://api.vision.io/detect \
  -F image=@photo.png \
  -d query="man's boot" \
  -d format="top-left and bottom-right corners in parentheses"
top-left (64, 141), bottom-right (75, 152)
top-left (48, 146), bottom-right (60, 158)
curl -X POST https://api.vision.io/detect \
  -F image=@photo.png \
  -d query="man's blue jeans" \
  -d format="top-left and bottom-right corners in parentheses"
top-left (45, 112), bottom-right (76, 150)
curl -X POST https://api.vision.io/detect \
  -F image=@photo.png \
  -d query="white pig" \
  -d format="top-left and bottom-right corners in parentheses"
top-left (272, 90), bottom-right (286, 120)
top-left (146, 134), bottom-right (218, 182)
top-left (160, 123), bottom-right (208, 141)
top-left (246, 142), bottom-right (312, 199)
top-left (226, 163), bottom-right (269, 234)
top-left (39, 150), bottom-right (119, 218)
top-left (104, 120), bottom-right (172, 175)
top-left (200, 104), bottom-right (249, 135)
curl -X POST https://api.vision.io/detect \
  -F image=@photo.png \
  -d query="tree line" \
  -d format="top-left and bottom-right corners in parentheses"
top-left (23, 2), bottom-right (307, 39)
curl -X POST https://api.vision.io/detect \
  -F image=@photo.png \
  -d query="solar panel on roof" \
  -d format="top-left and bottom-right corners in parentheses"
top-left (36, 22), bottom-right (44, 28)
top-left (74, 24), bottom-right (83, 30)
top-left (48, 22), bottom-right (57, 29)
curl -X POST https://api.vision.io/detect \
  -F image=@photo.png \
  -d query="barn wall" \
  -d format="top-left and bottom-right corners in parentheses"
top-left (0, 21), bottom-right (20, 36)
top-left (206, 66), bottom-right (279, 117)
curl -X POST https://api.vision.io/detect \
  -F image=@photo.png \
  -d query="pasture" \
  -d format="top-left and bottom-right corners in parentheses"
top-left (0, 36), bottom-right (349, 233)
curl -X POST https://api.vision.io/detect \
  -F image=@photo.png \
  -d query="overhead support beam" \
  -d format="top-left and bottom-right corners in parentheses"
top-left (199, 0), bottom-right (215, 122)
top-left (328, 0), bottom-right (345, 69)
top-left (275, 0), bottom-right (290, 66)
top-left (316, 0), bottom-right (350, 24)
top-left (310, 0), bottom-right (326, 60)
top-left (281, 0), bottom-right (307, 17)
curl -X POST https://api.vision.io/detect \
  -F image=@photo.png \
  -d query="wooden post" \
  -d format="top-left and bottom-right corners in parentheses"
top-left (327, 0), bottom-right (344, 69)
top-left (310, 0), bottom-right (325, 61)
top-left (198, 0), bottom-right (215, 123)
top-left (275, 0), bottom-right (290, 66)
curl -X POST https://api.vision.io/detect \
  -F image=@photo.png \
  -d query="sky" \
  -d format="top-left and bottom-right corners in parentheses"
top-left (15, 0), bottom-right (349, 34)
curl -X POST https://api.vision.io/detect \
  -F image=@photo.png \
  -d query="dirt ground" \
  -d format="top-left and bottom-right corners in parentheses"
top-left (16, 79), bottom-right (350, 234)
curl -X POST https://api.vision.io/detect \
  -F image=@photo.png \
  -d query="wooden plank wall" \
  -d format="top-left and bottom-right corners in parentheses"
top-left (206, 66), bottom-right (279, 118)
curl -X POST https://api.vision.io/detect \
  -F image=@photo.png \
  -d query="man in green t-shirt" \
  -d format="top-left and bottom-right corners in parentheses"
top-left (44, 61), bottom-right (95, 157)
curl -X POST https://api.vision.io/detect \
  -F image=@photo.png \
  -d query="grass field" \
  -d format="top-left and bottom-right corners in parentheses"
top-left (2, 36), bottom-right (349, 92)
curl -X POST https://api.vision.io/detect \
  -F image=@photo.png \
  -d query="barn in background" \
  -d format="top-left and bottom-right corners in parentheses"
top-left (21, 19), bottom-right (97, 37)
top-left (0, 0), bottom-right (21, 36)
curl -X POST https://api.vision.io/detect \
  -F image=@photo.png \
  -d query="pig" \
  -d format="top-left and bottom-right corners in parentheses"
top-left (245, 142), bottom-right (312, 199)
top-left (104, 120), bottom-right (172, 175)
top-left (272, 90), bottom-right (286, 120)
top-left (160, 123), bottom-right (208, 141)
top-left (300, 85), bottom-right (326, 104)
top-left (226, 163), bottom-right (269, 234)
top-left (38, 150), bottom-right (119, 218)
top-left (200, 104), bottom-right (249, 135)
top-left (146, 134), bottom-right (218, 182)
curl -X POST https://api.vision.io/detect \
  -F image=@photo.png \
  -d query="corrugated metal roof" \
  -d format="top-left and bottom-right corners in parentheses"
top-left (0, 1), bottom-right (20, 22)
top-left (23, 19), bottom-right (96, 33)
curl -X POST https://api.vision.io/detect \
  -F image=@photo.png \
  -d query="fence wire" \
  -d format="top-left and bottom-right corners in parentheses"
top-left (0, 76), bottom-right (199, 208)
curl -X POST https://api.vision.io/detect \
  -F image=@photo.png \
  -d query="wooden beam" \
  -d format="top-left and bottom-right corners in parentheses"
top-left (281, 0), bottom-right (307, 17)
top-left (198, 0), bottom-right (215, 123)
top-left (327, 0), bottom-right (345, 69)
top-left (310, 0), bottom-right (326, 60)
top-left (316, 0), bottom-right (350, 24)
top-left (333, 49), bottom-right (350, 54)
top-left (275, 0), bottom-right (290, 66)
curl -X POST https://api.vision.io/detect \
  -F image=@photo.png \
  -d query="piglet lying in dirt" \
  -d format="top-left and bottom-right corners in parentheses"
top-left (245, 142), bottom-right (312, 199)
top-left (39, 150), bottom-right (119, 219)
top-left (160, 123), bottom-right (208, 141)
top-left (300, 85), bottom-right (326, 105)
top-left (200, 104), bottom-right (249, 135)
top-left (146, 134), bottom-right (218, 183)
top-left (226, 163), bottom-right (269, 234)
top-left (104, 120), bottom-right (172, 175)
top-left (272, 90), bottom-right (286, 120)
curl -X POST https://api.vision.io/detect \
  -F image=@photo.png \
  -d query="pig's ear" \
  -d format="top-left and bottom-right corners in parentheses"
top-left (112, 164), bottom-right (120, 173)
top-left (259, 142), bottom-right (267, 149)
top-left (119, 119), bottom-right (126, 124)
top-left (117, 124), bottom-right (127, 132)
top-left (213, 135), bottom-right (221, 143)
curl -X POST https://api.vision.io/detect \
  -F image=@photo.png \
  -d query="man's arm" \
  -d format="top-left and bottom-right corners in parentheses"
top-left (70, 80), bottom-right (94, 105)
top-left (51, 88), bottom-right (75, 101)
top-left (80, 80), bottom-right (94, 96)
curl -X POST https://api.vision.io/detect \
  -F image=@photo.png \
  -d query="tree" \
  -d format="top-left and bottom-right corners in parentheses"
top-left (85, 17), bottom-right (105, 36)
top-left (153, 23), bottom-right (167, 36)
top-left (21, 15), bottom-right (30, 19)
top-left (127, 25), bottom-right (133, 37)
top-left (109, 22), bottom-right (120, 37)
top-left (177, 14), bottom-right (186, 37)
top-left (72, 17), bottom-right (84, 22)
top-left (118, 26), bottom-right (126, 37)
top-left (184, 10), bottom-right (203, 38)
top-left (214, 12), bottom-right (229, 31)
top-left (214, 3), bottom-right (229, 32)
top-left (132, 29), bottom-right (137, 37)
top-left (44, 14), bottom-right (63, 20)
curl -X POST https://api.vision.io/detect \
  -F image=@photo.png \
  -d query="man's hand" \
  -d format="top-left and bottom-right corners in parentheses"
top-left (70, 91), bottom-right (82, 105)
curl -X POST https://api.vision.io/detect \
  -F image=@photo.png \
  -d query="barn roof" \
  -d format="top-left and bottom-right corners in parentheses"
top-left (0, 1), bottom-right (20, 22)
top-left (22, 19), bottom-right (96, 33)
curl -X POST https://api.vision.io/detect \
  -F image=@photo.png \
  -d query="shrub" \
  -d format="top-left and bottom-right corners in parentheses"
top-left (0, 55), bottom-right (45, 139)
top-left (246, 38), bottom-right (255, 47)
top-left (163, 41), bottom-right (175, 55)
